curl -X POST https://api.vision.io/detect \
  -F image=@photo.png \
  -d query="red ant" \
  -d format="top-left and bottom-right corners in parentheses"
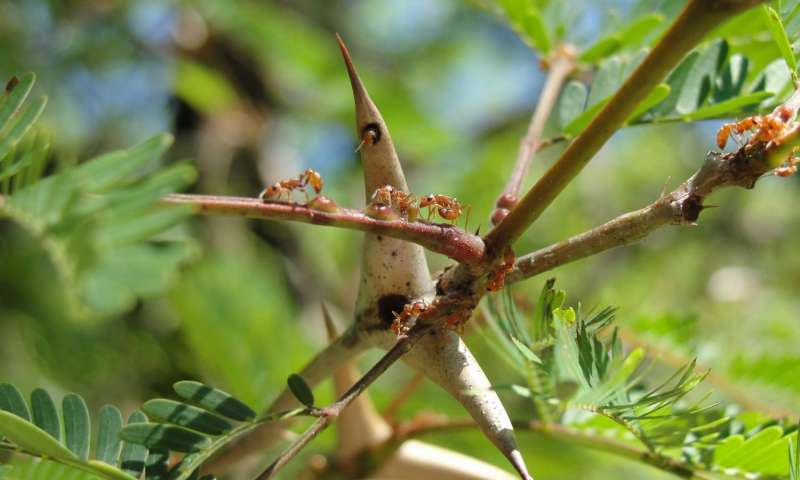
top-left (486, 247), bottom-right (515, 292)
top-left (370, 185), bottom-right (419, 222)
top-left (390, 300), bottom-right (429, 336)
top-left (716, 106), bottom-right (794, 150)
top-left (259, 169), bottom-right (324, 202)
top-left (419, 194), bottom-right (470, 229)
top-left (775, 147), bottom-right (800, 177)
top-left (356, 124), bottom-right (381, 152)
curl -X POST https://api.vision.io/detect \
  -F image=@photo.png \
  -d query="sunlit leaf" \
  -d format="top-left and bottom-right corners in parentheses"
top-left (682, 91), bottom-right (772, 120)
top-left (0, 411), bottom-right (77, 461)
top-left (762, 5), bottom-right (798, 77)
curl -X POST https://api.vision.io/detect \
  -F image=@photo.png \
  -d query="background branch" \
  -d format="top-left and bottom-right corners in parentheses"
top-left (163, 193), bottom-right (484, 263)
top-left (398, 417), bottom-right (718, 480)
top-left (484, 0), bottom-right (766, 255)
top-left (492, 47), bottom-right (575, 224)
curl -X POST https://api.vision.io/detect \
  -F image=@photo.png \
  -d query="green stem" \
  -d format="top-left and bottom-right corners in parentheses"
top-left (404, 419), bottom-right (730, 480)
top-left (483, 0), bottom-right (766, 255)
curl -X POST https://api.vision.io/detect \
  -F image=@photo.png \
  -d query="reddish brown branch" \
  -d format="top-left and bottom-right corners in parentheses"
top-left (163, 193), bottom-right (485, 263)
top-left (492, 47), bottom-right (576, 225)
top-left (508, 123), bottom-right (800, 284)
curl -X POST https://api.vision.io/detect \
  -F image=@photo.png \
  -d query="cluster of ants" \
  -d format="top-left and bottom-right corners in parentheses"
top-left (259, 170), bottom-right (471, 227)
top-left (389, 246), bottom-right (515, 336)
top-left (367, 185), bottom-right (471, 228)
top-left (258, 168), bottom-right (339, 213)
top-left (716, 105), bottom-right (800, 177)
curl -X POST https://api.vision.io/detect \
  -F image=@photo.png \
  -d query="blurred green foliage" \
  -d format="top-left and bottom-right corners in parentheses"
top-left (1, 0), bottom-right (799, 479)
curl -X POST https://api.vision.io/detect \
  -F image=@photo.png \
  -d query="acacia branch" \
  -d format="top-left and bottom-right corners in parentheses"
top-left (255, 323), bottom-right (434, 480)
top-left (492, 47), bottom-right (575, 224)
top-left (507, 119), bottom-right (800, 285)
top-left (484, 0), bottom-right (766, 256)
top-left (163, 193), bottom-right (484, 263)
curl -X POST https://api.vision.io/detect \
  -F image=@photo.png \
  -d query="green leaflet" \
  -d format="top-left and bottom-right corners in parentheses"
top-left (580, 13), bottom-right (664, 63)
top-left (143, 399), bottom-right (233, 436)
top-left (0, 95), bottom-right (46, 162)
top-left (119, 411), bottom-right (148, 478)
top-left (762, 5), bottom-right (798, 77)
top-left (682, 91), bottom-right (772, 121)
top-left (0, 410), bottom-right (77, 461)
top-left (511, 336), bottom-right (543, 365)
top-left (287, 374), bottom-right (315, 408)
top-left (0, 383), bottom-right (31, 421)
top-left (627, 84), bottom-right (671, 122)
top-left (95, 405), bottom-right (124, 465)
top-left (558, 81), bottom-right (588, 130)
top-left (0, 73), bottom-right (35, 133)
top-left (715, 426), bottom-right (794, 477)
top-left (0, 385), bottom-right (141, 480)
top-left (498, 0), bottom-right (551, 54)
top-left (675, 40), bottom-right (728, 115)
top-left (651, 50), bottom-right (700, 116)
top-left (173, 381), bottom-right (256, 422)
top-left (120, 424), bottom-right (211, 453)
top-left (563, 97), bottom-right (609, 137)
top-left (30, 388), bottom-right (60, 441)
top-left (63, 394), bottom-right (91, 461)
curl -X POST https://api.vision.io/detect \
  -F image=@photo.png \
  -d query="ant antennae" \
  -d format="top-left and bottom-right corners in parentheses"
top-left (355, 139), bottom-right (366, 152)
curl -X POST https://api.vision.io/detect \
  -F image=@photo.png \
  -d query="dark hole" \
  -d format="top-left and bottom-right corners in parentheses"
top-left (377, 293), bottom-right (409, 327)
top-left (362, 122), bottom-right (382, 144)
top-left (683, 194), bottom-right (704, 222)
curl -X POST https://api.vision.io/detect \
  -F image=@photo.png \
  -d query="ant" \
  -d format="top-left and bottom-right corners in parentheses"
top-left (775, 147), bottom-right (800, 177)
top-left (716, 106), bottom-right (793, 150)
top-left (444, 311), bottom-right (469, 334)
top-left (356, 123), bottom-right (381, 152)
top-left (419, 194), bottom-right (470, 229)
top-left (259, 169), bottom-right (324, 202)
top-left (370, 185), bottom-right (419, 221)
top-left (486, 247), bottom-right (515, 292)
top-left (390, 300), bottom-right (429, 336)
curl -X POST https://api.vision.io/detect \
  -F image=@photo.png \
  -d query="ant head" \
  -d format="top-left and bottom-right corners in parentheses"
top-left (361, 123), bottom-right (382, 145)
top-left (267, 184), bottom-right (282, 195)
top-left (420, 194), bottom-right (435, 206)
